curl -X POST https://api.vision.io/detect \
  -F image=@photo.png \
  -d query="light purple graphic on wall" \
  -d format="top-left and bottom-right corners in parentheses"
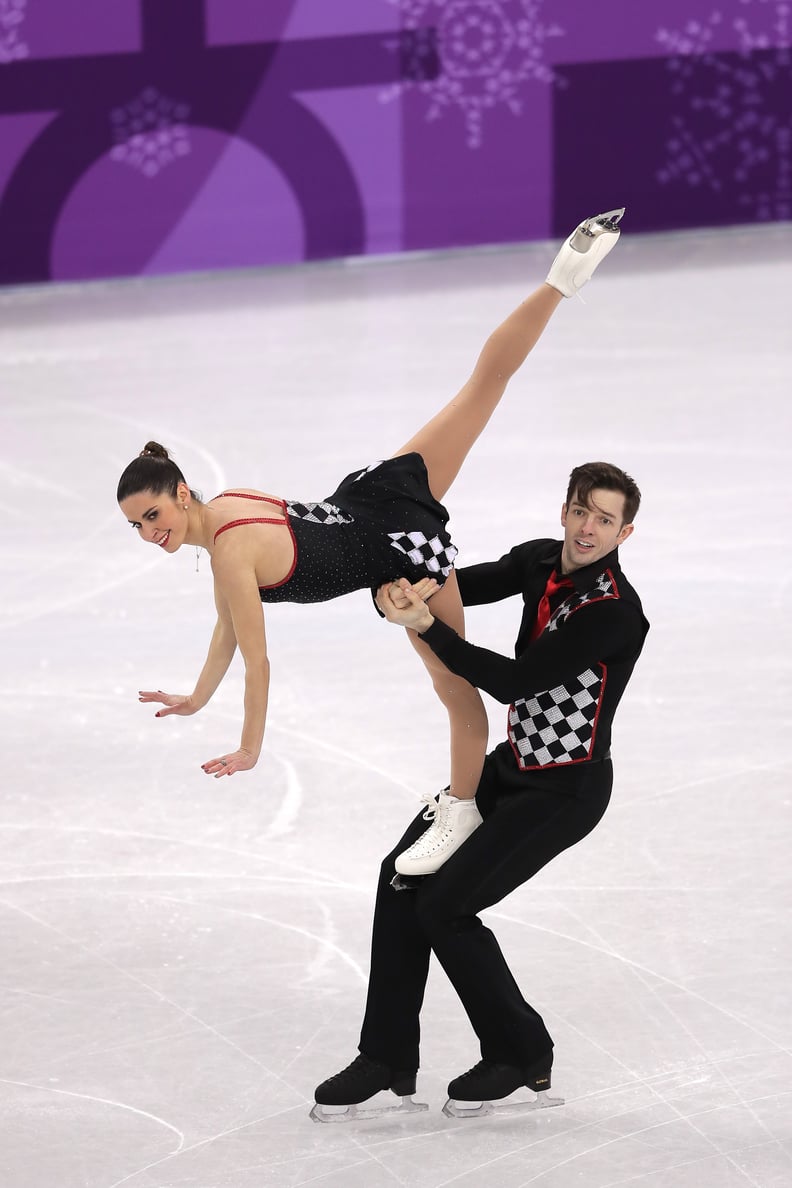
top-left (383, 0), bottom-right (565, 148)
top-left (0, 0), bottom-right (789, 285)
top-left (656, 1), bottom-right (791, 220)
top-left (0, 0), bottom-right (28, 63)
top-left (110, 89), bottom-right (192, 180)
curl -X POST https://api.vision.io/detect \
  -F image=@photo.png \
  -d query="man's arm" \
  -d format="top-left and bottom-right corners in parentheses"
top-left (377, 580), bottom-right (644, 703)
top-left (456, 539), bottom-right (557, 606)
top-left (422, 604), bottom-right (645, 702)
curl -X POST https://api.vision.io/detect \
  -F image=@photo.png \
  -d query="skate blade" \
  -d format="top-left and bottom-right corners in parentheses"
top-left (442, 1090), bottom-right (565, 1119)
top-left (570, 208), bottom-right (625, 252)
top-left (390, 873), bottom-right (426, 892)
top-left (590, 206), bottom-right (625, 228)
top-left (310, 1095), bottom-right (428, 1123)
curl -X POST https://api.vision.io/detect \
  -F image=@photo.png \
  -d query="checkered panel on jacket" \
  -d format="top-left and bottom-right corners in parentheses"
top-left (547, 571), bottom-right (617, 633)
top-left (508, 667), bottom-right (604, 769)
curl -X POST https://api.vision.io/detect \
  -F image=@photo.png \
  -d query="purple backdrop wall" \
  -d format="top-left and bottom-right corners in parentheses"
top-left (0, 0), bottom-right (789, 284)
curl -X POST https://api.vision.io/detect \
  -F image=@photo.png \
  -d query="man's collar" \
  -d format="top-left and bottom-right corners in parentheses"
top-left (548, 542), bottom-right (621, 593)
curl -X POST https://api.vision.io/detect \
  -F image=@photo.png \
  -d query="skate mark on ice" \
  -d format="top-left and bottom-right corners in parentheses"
top-left (270, 721), bottom-right (421, 801)
top-left (0, 1077), bottom-right (185, 1150)
top-left (144, 891), bottom-right (368, 985)
top-left (513, 1121), bottom-right (771, 1188)
top-left (0, 823), bottom-right (363, 898)
top-left (259, 751), bottom-right (302, 839)
top-left (0, 404), bottom-right (226, 629)
top-left (103, 1105), bottom-right (325, 1188)
top-left (0, 898), bottom-right (285, 1079)
top-left (552, 899), bottom-right (786, 1163)
top-left (619, 759), bottom-right (791, 810)
top-left (489, 909), bottom-right (791, 1058)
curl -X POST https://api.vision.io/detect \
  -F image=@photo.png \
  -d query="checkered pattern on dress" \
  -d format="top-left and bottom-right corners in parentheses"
top-left (388, 531), bottom-right (458, 578)
top-left (508, 667), bottom-right (603, 769)
top-left (353, 461), bottom-right (383, 481)
top-left (285, 500), bottom-right (354, 525)
top-left (546, 570), bottom-right (617, 633)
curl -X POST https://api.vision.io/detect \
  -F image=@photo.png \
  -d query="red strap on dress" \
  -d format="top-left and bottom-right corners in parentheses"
top-left (213, 492), bottom-right (288, 542)
top-left (529, 569), bottom-right (574, 641)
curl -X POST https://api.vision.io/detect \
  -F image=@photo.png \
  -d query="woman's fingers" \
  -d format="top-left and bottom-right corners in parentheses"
top-left (410, 577), bottom-right (440, 601)
top-left (201, 749), bottom-right (256, 777)
top-left (398, 580), bottom-right (425, 608)
top-left (202, 755), bottom-right (232, 776)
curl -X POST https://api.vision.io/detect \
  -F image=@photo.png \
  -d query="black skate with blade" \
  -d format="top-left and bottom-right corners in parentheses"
top-left (311, 1054), bottom-right (428, 1123)
top-left (443, 1054), bottom-right (564, 1119)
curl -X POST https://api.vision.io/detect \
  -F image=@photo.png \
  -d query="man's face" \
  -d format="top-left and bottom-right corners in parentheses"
top-left (560, 487), bottom-right (634, 573)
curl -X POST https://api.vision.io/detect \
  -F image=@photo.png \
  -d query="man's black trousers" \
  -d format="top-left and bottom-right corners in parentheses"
top-left (359, 754), bottom-right (613, 1072)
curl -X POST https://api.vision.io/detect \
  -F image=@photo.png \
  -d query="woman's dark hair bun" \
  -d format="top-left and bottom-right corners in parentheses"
top-left (139, 441), bottom-right (170, 460)
top-left (118, 440), bottom-right (198, 504)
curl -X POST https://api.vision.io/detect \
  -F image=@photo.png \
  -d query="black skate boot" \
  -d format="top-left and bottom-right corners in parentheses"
top-left (311, 1053), bottom-right (428, 1122)
top-left (443, 1053), bottom-right (564, 1119)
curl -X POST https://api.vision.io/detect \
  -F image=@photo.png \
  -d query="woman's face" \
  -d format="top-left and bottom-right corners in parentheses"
top-left (120, 485), bottom-right (188, 553)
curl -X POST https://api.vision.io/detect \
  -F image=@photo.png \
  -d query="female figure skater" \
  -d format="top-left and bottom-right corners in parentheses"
top-left (117, 210), bottom-right (624, 872)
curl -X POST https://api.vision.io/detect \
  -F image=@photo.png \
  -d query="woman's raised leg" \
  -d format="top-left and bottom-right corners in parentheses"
top-left (393, 211), bottom-right (624, 502)
top-left (394, 284), bottom-right (561, 502)
top-left (403, 572), bottom-right (488, 799)
top-left (396, 572), bottom-right (489, 876)
top-left (390, 212), bottom-right (624, 875)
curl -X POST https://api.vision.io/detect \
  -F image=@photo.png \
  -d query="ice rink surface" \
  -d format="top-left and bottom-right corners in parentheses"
top-left (2, 221), bottom-right (791, 1187)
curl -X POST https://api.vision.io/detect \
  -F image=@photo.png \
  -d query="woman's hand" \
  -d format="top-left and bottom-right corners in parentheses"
top-left (387, 576), bottom-right (439, 608)
top-left (139, 690), bottom-right (199, 717)
top-left (376, 580), bottom-right (435, 633)
top-left (201, 748), bottom-right (257, 778)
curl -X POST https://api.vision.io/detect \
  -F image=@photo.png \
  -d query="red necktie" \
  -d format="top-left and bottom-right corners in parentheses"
top-left (530, 569), bottom-right (573, 641)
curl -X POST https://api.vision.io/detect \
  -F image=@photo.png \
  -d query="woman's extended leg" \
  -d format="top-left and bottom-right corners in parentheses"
top-left (377, 572), bottom-right (488, 879)
top-left (390, 282), bottom-right (563, 817)
top-left (404, 572), bottom-right (488, 800)
top-left (393, 211), bottom-right (624, 502)
top-left (390, 213), bottom-right (623, 874)
top-left (394, 283), bottom-right (562, 501)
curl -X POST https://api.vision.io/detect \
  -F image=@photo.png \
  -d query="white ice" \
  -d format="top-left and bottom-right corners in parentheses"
top-left (1, 222), bottom-right (791, 1188)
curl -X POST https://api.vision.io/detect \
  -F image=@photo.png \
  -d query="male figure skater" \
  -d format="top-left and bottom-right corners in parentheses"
top-left (312, 460), bottom-right (649, 1120)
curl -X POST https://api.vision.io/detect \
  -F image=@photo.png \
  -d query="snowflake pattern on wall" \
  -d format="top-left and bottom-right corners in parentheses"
top-left (109, 87), bottom-right (192, 179)
top-left (656, 1), bottom-right (791, 220)
top-left (383, 0), bottom-right (565, 148)
top-left (0, 0), bottom-right (28, 64)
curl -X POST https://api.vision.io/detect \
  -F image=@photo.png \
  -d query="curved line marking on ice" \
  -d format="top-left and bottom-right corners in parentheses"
top-left (0, 1077), bottom-right (185, 1149)
top-left (0, 402), bottom-right (226, 630)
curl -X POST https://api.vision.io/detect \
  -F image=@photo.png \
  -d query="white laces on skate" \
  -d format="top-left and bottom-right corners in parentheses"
top-left (418, 791), bottom-right (441, 820)
top-left (410, 797), bottom-right (455, 854)
top-left (394, 792), bottom-right (483, 875)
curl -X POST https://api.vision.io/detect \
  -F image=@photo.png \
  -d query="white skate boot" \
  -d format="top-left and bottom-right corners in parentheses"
top-left (394, 791), bottom-right (483, 876)
top-left (545, 208), bottom-right (625, 297)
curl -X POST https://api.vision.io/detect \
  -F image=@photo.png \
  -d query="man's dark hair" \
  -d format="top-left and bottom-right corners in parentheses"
top-left (566, 462), bottom-right (641, 525)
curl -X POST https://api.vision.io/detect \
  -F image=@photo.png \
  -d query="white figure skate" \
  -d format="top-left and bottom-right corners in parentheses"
top-left (545, 208), bottom-right (625, 297)
top-left (394, 791), bottom-right (483, 876)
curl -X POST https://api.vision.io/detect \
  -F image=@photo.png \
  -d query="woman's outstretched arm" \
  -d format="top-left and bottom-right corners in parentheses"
top-left (138, 583), bottom-right (238, 725)
top-left (201, 552), bottom-right (271, 777)
top-left (191, 587), bottom-right (239, 709)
